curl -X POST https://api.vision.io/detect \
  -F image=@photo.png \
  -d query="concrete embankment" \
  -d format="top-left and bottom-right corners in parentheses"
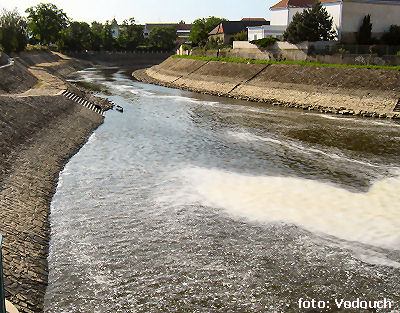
top-left (0, 51), bottom-right (104, 313)
top-left (133, 57), bottom-right (400, 118)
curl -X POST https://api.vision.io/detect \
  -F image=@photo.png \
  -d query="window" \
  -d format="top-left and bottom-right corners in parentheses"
top-left (254, 34), bottom-right (258, 40)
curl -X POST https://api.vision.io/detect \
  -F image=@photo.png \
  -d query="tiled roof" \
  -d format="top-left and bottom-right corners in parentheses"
top-left (270, 0), bottom-right (340, 9)
top-left (241, 18), bottom-right (268, 22)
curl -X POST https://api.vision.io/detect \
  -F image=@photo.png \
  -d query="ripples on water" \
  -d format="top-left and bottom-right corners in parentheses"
top-left (45, 69), bottom-right (400, 312)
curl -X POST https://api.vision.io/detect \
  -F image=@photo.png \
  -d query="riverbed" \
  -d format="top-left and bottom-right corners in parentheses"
top-left (44, 68), bottom-right (400, 312)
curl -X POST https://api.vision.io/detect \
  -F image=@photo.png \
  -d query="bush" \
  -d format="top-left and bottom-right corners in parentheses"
top-left (204, 37), bottom-right (224, 50)
top-left (233, 31), bottom-right (247, 42)
top-left (181, 44), bottom-right (191, 51)
top-left (250, 36), bottom-right (278, 48)
top-left (381, 25), bottom-right (400, 45)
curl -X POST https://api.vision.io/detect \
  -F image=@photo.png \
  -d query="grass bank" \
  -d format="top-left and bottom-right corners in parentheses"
top-left (173, 54), bottom-right (400, 71)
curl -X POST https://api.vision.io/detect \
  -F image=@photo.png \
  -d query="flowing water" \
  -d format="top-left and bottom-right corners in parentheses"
top-left (45, 69), bottom-right (400, 312)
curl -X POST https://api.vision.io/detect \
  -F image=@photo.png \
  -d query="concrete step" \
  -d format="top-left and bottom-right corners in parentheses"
top-left (394, 99), bottom-right (400, 112)
top-left (61, 90), bottom-right (103, 116)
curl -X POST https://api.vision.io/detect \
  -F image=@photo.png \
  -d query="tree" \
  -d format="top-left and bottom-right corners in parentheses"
top-left (0, 9), bottom-right (27, 53)
top-left (283, 2), bottom-right (336, 43)
top-left (381, 25), bottom-right (400, 45)
top-left (102, 21), bottom-right (117, 51)
top-left (90, 22), bottom-right (104, 51)
top-left (58, 21), bottom-right (92, 51)
top-left (148, 26), bottom-right (177, 50)
top-left (26, 3), bottom-right (69, 45)
top-left (357, 15), bottom-right (372, 45)
top-left (117, 18), bottom-right (144, 51)
top-left (189, 16), bottom-right (226, 46)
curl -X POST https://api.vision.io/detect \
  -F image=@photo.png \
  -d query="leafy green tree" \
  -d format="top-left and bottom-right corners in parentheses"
top-left (26, 3), bottom-right (69, 45)
top-left (283, 2), bottom-right (336, 43)
top-left (148, 26), bottom-right (177, 50)
top-left (190, 16), bottom-right (226, 46)
top-left (102, 21), bottom-right (117, 51)
top-left (90, 22), bottom-right (104, 51)
top-left (58, 21), bottom-right (92, 51)
top-left (381, 25), bottom-right (400, 45)
top-left (117, 18), bottom-right (144, 51)
top-left (0, 9), bottom-right (27, 53)
top-left (357, 15), bottom-right (372, 45)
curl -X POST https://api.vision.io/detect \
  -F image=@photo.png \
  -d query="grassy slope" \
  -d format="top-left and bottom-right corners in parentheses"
top-left (173, 55), bottom-right (400, 71)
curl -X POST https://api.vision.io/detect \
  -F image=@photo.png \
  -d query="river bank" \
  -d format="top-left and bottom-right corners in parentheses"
top-left (0, 51), bottom-right (106, 313)
top-left (133, 56), bottom-right (400, 119)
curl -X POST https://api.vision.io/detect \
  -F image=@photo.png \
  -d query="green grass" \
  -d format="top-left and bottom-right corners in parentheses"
top-left (172, 54), bottom-right (400, 70)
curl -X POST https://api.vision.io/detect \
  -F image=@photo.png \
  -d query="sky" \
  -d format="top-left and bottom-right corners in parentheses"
top-left (0, 0), bottom-right (277, 24)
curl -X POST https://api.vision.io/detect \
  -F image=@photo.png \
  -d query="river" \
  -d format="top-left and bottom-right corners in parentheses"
top-left (44, 68), bottom-right (400, 312)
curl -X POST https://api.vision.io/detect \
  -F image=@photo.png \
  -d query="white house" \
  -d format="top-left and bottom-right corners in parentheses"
top-left (248, 25), bottom-right (287, 41)
top-left (252, 0), bottom-right (400, 43)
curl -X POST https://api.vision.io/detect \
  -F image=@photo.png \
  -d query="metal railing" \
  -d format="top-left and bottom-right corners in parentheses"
top-left (0, 235), bottom-right (6, 313)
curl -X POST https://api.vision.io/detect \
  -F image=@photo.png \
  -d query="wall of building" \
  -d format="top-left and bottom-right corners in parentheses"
top-left (248, 28), bottom-right (264, 41)
top-left (342, 1), bottom-right (400, 42)
top-left (270, 9), bottom-right (288, 25)
top-left (324, 3), bottom-right (342, 35)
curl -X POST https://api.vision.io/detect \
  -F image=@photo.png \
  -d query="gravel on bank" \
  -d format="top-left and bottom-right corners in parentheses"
top-left (0, 95), bottom-right (103, 313)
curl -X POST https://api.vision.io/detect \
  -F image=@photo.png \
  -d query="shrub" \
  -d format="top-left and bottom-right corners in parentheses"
top-left (250, 36), bottom-right (278, 48)
top-left (233, 31), bottom-right (247, 42)
top-left (181, 44), bottom-right (191, 51)
top-left (204, 37), bottom-right (224, 50)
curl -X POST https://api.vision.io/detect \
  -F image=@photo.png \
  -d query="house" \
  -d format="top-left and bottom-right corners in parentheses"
top-left (110, 19), bottom-right (120, 39)
top-left (176, 23), bottom-right (193, 43)
top-left (143, 23), bottom-right (193, 43)
top-left (248, 25), bottom-right (287, 41)
top-left (268, 0), bottom-right (400, 43)
top-left (208, 18), bottom-right (270, 44)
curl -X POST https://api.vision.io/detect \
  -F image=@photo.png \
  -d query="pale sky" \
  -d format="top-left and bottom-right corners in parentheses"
top-left (0, 0), bottom-right (276, 24)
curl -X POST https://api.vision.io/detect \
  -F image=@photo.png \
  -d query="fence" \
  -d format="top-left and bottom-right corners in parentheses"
top-left (0, 235), bottom-right (5, 313)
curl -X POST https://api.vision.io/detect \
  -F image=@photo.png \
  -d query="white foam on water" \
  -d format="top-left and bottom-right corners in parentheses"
top-left (141, 93), bottom-right (218, 105)
top-left (316, 113), bottom-right (400, 127)
top-left (172, 167), bottom-right (400, 252)
top-left (227, 130), bottom-right (383, 168)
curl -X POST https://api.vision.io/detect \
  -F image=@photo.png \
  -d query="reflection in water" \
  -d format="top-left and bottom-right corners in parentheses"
top-left (45, 69), bottom-right (400, 313)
